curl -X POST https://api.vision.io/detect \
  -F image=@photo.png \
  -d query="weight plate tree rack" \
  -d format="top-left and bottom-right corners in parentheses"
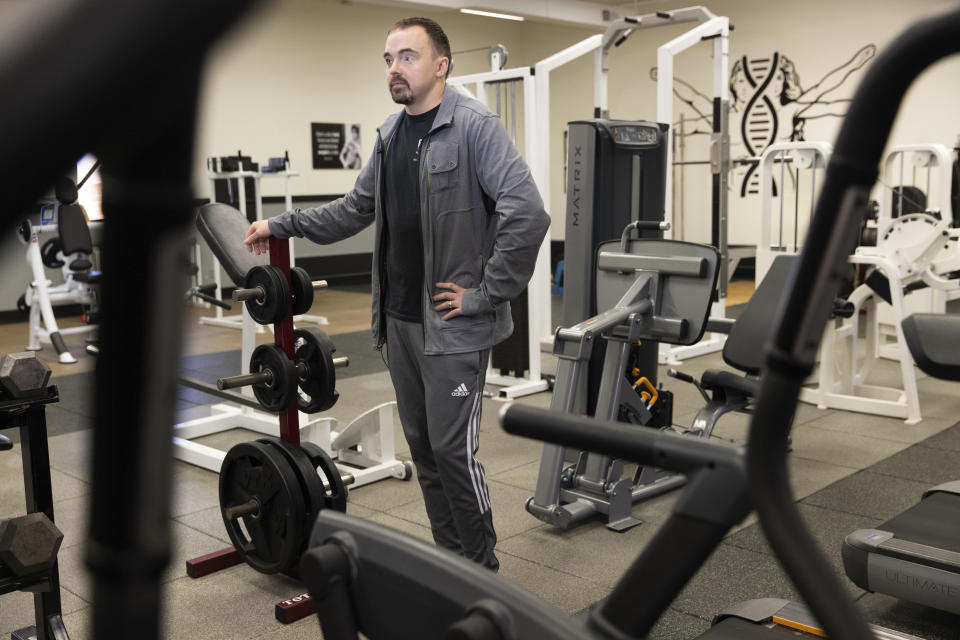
top-left (185, 237), bottom-right (356, 625)
top-left (174, 203), bottom-right (409, 492)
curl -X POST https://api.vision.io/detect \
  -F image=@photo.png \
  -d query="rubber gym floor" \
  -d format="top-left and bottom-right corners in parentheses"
top-left (1, 282), bottom-right (959, 639)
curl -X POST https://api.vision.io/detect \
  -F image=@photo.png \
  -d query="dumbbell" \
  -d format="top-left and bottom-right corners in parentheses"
top-left (0, 352), bottom-right (51, 400)
top-left (233, 265), bottom-right (328, 325)
top-left (217, 339), bottom-right (348, 412)
top-left (0, 512), bottom-right (63, 577)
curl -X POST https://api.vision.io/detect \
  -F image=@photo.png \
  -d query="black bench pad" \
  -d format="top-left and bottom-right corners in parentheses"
top-left (901, 313), bottom-right (960, 381)
top-left (195, 203), bottom-right (268, 287)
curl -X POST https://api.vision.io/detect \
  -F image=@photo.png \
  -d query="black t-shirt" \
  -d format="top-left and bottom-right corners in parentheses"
top-left (383, 105), bottom-right (439, 323)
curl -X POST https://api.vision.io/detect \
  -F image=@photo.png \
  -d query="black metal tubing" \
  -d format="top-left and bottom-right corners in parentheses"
top-left (85, 67), bottom-right (203, 639)
top-left (747, 8), bottom-right (960, 640)
top-left (179, 377), bottom-right (270, 412)
top-left (501, 404), bottom-right (750, 638)
top-left (501, 404), bottom-right (744, 475)
top-left (0, 0), bottom-right (259, 219)
top-left (0, 1), bottom-right (260, 637)
top-left (16, 398), bottom-right (64, 640)
top-left (592, 514), bottom-right (729, 638)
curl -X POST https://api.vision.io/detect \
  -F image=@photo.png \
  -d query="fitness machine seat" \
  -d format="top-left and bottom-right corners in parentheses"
top-left (901, 313), bottom-right (960, 381)
top-left (674, 255), bottom-right (797, 438)
top-left (699, 369), bottom-right (759, 399)
top-left (195, 202), bottom-right (267, 286)
top-left (722, 254), bottom-right (798, 375)
top-left (841, 311), bottom-right (960, 615)
top-left (57, 203), bottom-right (100, 282)
top-left (301, 510), bottom-right (597, 640)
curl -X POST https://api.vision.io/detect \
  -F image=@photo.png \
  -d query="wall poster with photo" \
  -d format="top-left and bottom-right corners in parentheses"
top-left (311, 122), bottom-right (362, 169)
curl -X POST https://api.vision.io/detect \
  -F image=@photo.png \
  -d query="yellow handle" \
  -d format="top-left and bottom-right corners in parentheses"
top-left (633, 376), bottom-right (658, 408)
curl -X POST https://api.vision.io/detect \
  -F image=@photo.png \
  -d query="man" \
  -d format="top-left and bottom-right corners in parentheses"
top-left (244, 17), bottom-right (548, 572)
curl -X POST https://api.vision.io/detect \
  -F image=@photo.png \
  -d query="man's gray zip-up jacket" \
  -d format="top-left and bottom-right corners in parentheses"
top-left (268, 86), bottom-right (549, 355)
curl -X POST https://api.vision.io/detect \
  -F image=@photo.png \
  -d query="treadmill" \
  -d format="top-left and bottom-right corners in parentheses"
top-left (697, 315), bottom-right (960, 639)
top-left (842, 313), bottom-right (960, 615)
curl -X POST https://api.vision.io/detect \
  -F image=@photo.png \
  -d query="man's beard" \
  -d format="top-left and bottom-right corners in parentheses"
top-left (390, 81), bottom-right (413, 105)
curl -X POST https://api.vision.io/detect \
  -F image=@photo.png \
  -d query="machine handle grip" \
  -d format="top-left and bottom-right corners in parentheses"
top-left (633, 376), bottom-right (659, 407)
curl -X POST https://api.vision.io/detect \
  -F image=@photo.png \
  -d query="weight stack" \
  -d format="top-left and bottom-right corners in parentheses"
top-left (491, 287), bottom-right (529, 377)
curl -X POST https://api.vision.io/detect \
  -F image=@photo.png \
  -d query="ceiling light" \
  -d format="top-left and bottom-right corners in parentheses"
top-left (460, 8), bottom-right (525, 21)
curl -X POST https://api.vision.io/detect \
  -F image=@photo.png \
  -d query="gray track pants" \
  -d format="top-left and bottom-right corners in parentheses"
top-left (386, 316), bottom-right (499, 571)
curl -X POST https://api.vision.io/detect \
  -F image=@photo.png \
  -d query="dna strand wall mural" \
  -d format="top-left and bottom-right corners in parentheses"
top-left (730, 44), bottom-right (876, 197)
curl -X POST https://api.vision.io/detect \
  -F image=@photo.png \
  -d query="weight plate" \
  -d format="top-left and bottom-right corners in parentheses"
top-left (40, 239), bottom-right (64, 269)
top-left (244, 264), bottom-right (290, 325)
top-left (301, 442), bottom-right (348, 512)
top-left (290, 267), bottom-right (314, 316)
top-left (294, 327), bottom-right (339, 413)
top-left (250, 343), bottom-right (297, 412)
top-left (219, 440), bottom-right (308, 574)
top-left (260, 438), bottom-right (327, 540)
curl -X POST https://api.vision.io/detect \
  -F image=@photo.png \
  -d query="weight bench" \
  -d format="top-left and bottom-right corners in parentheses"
top-left (173, 202), bottom-right (411, 492)
top-left (195, 202), bottom-right (268, 289)
top-left (670, 254), bottom-right (798, 437)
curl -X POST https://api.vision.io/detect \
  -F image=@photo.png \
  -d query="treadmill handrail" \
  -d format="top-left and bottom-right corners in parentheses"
top-left (747, 7), bottom-right (960, 640)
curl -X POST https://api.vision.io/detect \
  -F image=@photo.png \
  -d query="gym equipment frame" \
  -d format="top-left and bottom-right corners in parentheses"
top-left (525, 7), bottom-right (733, 366)
top-left (527, 232), bottom-right (719, 531)
top-left (0, 386), bottom-right (68, 640)
top-left (799, 211), bottom-right (960, 423)
top-left (19, 218), bottom-right (100, 364)
top-left (874, 143), bottom-right (960, 361)
top-left (449, 8), bottom-right (735, 398)
top-left (755, 142), bottom-right (832, 285)
top-left (448, 65), bottom-right (548, 399)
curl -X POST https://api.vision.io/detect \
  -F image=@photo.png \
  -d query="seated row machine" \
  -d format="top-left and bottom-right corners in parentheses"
top-left (527, 226), bottom-right (719, 531)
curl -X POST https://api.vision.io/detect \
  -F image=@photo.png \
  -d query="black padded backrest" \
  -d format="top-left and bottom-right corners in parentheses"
top-left (595, 239), bottom-right (720, 346)
top-left (55, 176), bottom-right (78, 205)
top-left (723, 255), bottom-right (799, 375)
top-left (58, 203), bottom-right (93, 255)
top-left (304, 510), bottom-right (594, 640)
top-left (901, 313), bottom-right (960, 381)
top-left (195, 202), bottom-right (267, 287)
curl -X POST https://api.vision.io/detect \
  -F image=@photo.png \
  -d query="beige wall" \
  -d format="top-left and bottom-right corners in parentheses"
top-left (196, 0), bottom-right (529, 199)
top-left (197, 0), bottom-right (960, 251)
top-left (6, 0), bottom-right (959, 249)
top-left (598, 0), bottom-right (960, 245)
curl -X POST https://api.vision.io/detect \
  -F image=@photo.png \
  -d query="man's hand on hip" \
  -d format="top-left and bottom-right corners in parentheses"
top-left (244, 220), bottom-right (272, 255)
top-left (433, 282), bottom-right (465, 321)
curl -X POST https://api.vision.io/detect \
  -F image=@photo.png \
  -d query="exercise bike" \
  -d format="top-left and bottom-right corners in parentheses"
top-left (17, 172), bottom-right (101, 364)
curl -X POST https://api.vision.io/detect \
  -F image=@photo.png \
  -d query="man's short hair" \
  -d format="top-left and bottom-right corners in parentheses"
top-left (390, 17), bottom-right (453, 78)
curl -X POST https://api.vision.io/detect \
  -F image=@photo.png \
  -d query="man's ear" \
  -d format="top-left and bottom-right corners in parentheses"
top-left (437, 57), bottom-right (449, 77)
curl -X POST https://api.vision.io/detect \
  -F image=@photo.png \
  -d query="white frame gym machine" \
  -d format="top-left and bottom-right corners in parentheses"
top-left (443, 7), bottom-right (732, 402)
top-left (533, 6), bottom-right (732, 365)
